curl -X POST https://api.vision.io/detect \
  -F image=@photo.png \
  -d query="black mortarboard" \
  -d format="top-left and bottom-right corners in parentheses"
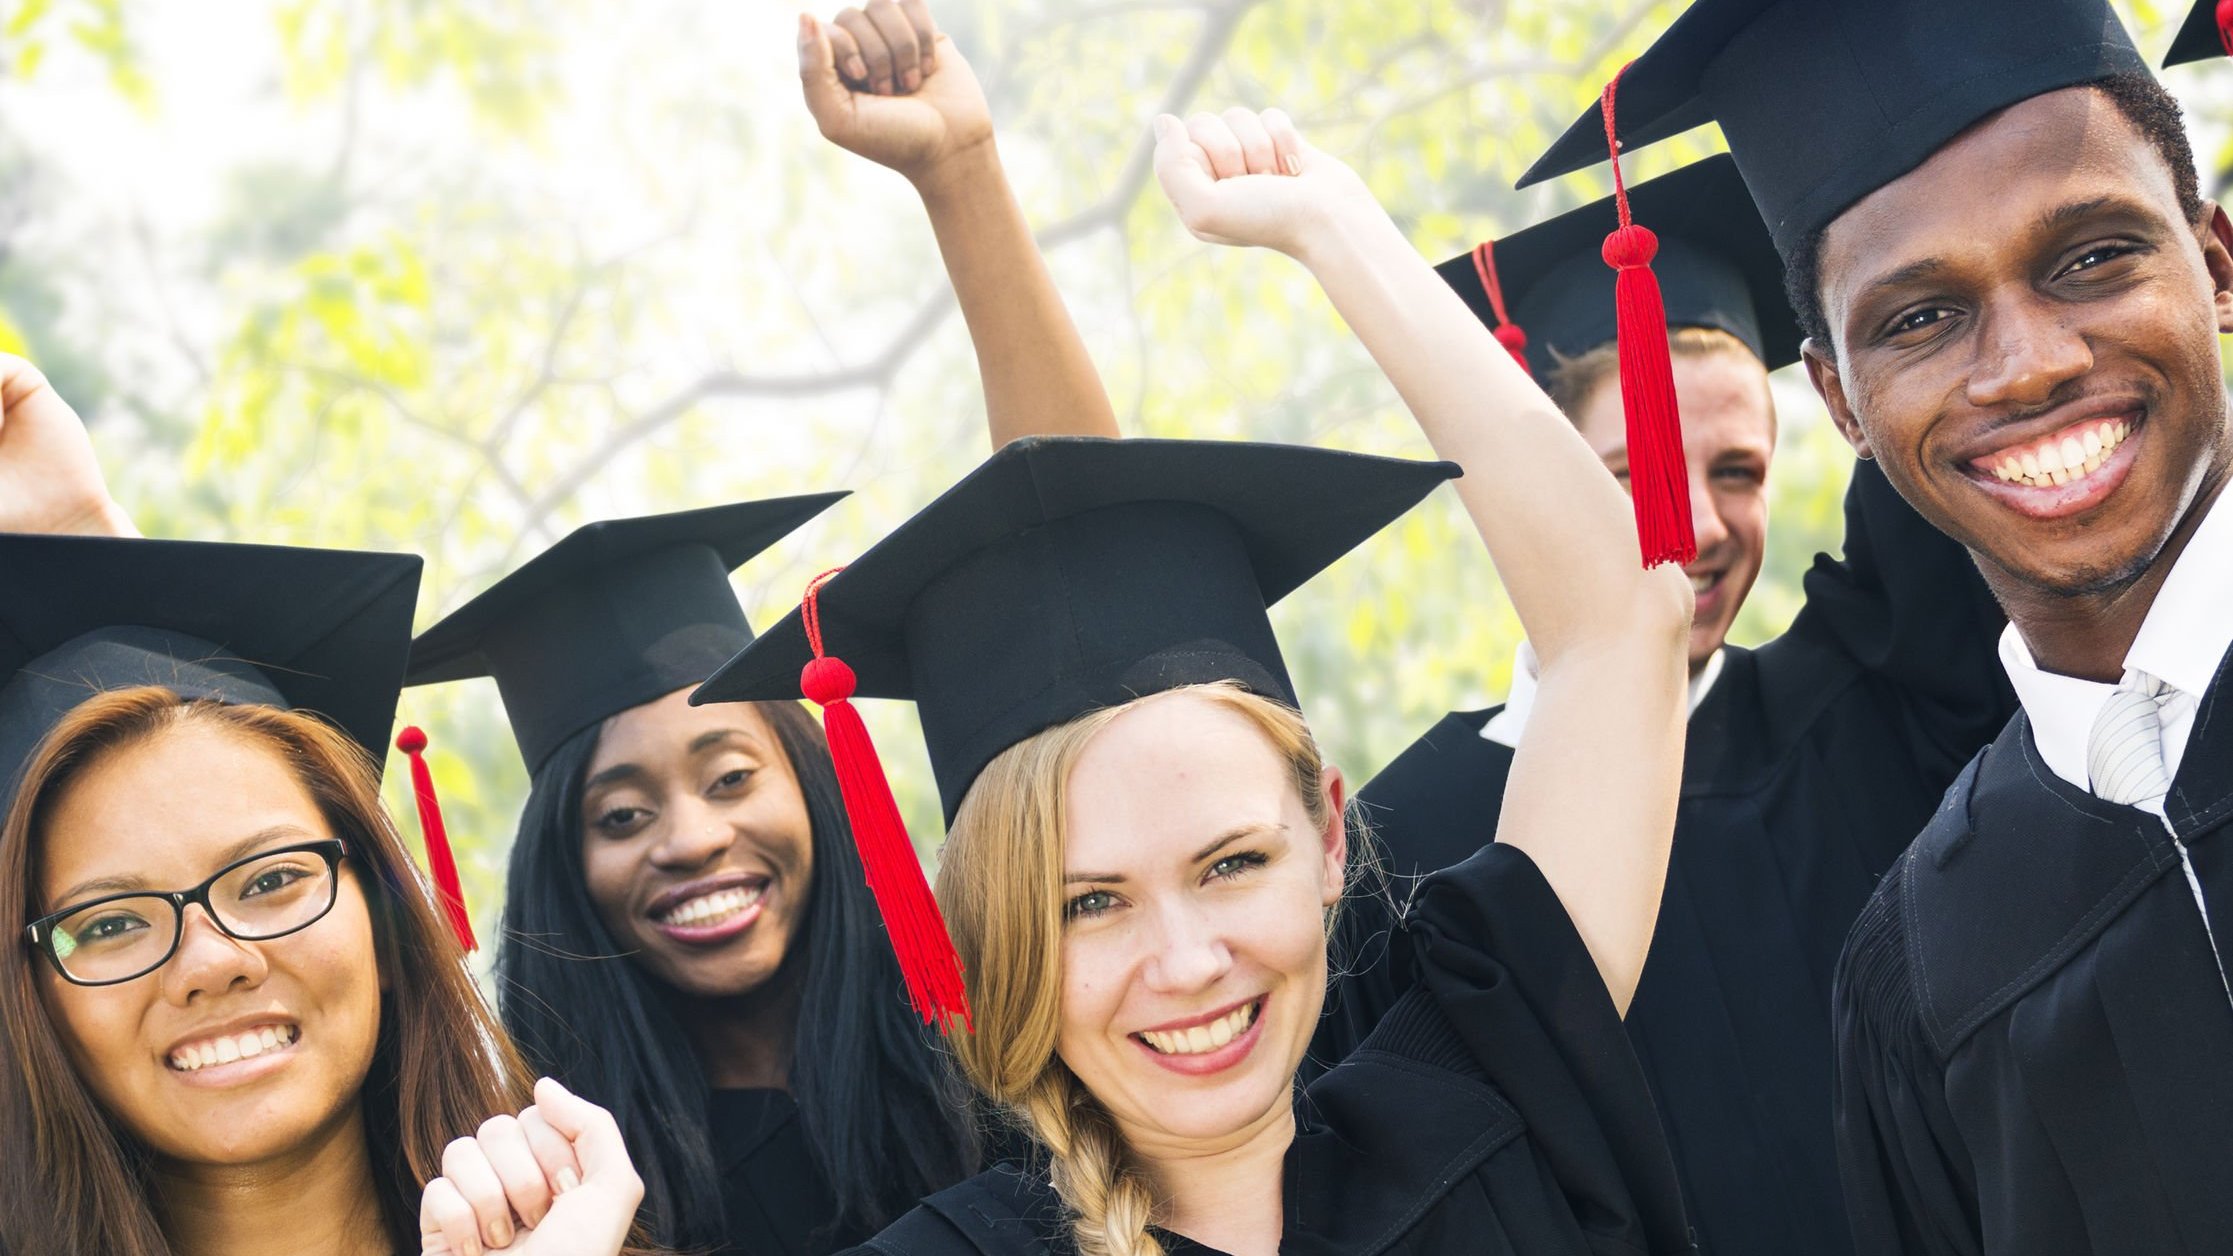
top-left (405, 493), bottom-right (846, 773)
top-left (1, 534), bottom-right (421, 814)
top-left (2165, 1), bottom-right (2232, 67)
top-left (1518, 0), bottom-right (2149, 260)
top-left (692, 436), bottom-right (1457, 821)
top-left (1439, 153), bottom-right (1797, 378)
top-left (690, 437), bottom-right (1455, 1030)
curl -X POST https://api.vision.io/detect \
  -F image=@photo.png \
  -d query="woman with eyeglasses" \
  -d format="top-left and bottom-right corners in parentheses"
top-left (0, 534), bottom-right (649, 1256)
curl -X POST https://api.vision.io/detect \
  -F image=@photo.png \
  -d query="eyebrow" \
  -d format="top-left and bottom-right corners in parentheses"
top-left (1063, 822), bottom-right (1286, 884)
top-left (690, 728), bottom-right (753, 755)
top-left (2031, 194), bottom-right (2153, 238)
top-left (581, 728), bottom-right (758, 794)
top-left (51, 824), bottom-right (320, 906)
top-left (1850, 195), bottom-right (2158, 309)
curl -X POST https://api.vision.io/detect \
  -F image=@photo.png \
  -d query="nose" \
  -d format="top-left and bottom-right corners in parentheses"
top-left (1966, 291), bottom-right (2093, 411)
top-left (1686, 467), bottom-right (1729, 559)
top-left (648, 795), bottom-right (737, 871)
top-left (1140, 901), bottom-right (1234, 995)
top-left (158, 904), bottom-right (268, 1006)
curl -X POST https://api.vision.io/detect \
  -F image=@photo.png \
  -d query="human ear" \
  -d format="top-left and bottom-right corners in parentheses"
top-left (2198, 202), bottom-right (2233, 336)
top-left (1318, 764), bottom-right (1348, 906)
top-left (1803, 338), bottom-right (1876, 460)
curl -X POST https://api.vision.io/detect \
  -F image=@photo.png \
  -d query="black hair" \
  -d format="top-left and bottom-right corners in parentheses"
top-left (1786, 71), bottom-right (2206, 354)
top-left (493, 699), bottom-right (979, 1249)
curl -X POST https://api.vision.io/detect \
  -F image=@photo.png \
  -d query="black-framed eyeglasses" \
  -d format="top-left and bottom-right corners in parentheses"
top-left (23, 839), bottom-right (349, 987)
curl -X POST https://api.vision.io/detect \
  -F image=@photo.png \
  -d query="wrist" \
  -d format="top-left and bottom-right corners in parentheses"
top-left (908, 135), bottom-right (1004, 205)
top-left (1286, 188), bottom-right (1400, 270)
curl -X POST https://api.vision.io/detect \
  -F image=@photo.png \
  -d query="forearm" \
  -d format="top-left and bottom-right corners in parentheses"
top-left (1493, 632), bottom-right (1687, 1014)
top-left (1289, 201), bottom-right (1662, 664)
top-left (915, 145), bottom-right (1118, 448)
top-left (1287, 201), bottom-right (1689, 1008)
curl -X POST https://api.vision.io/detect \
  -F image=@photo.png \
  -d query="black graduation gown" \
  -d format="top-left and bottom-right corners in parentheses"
top-left (1833, 640), bottom-right (2233, 1256)
top-left (1316, 461), bottom-right (2013, 1256)
top-left (709, 1088), bottom-right (861, 1256)
top-left (841, 845), bottom-right (1693, 1256)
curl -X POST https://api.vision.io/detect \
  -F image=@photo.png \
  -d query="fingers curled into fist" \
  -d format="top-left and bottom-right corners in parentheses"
top-left (830, 0), bottom-right (937, 94)
top-left (419, 1077), bottom-right (642, 1256)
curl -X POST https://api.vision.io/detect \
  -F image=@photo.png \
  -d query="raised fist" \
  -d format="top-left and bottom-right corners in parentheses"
top-left (0, 353), bottom-right (136, 537)
top-left (798, 1), bottom-right (994, 184)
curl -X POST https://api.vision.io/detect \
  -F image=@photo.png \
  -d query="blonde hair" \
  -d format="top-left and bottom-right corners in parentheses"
top-left (936, 682), bottom-right (1335, 1256)
top-left (1543, 324), bottom-right (1763, 418)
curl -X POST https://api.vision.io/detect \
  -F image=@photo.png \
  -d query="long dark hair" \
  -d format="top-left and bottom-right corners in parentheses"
top-left (494, 697), bottom-right (978, 1248)
top-left (0, 689), bottom-right (541, 1256)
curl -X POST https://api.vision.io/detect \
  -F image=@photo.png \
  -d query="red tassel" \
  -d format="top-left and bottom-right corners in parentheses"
top-left (1469, 240), bottom-right (1532, 376)
top-left (2218, 0), bottom-right (2233, 57)
top-left (394, 726), bottom-right (477, 953)
top-left (799, 570), bottom-right (972, 1031)
top-left (1599, 64), bottom-right (1696, 568)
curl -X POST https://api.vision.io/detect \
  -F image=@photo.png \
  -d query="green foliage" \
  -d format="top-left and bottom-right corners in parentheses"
top-left (2, 0), bottom-right (153, 108)
top-left (15, 0), bottom-right (2224, 946)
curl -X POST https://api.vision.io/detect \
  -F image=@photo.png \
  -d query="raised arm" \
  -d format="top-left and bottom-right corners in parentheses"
top-left (0, 354), bottom-right (137, 537)
top-left (798, 2), bottom-right (1117, 447)
top-left (1152, 110), bottom-right (1688, 1013)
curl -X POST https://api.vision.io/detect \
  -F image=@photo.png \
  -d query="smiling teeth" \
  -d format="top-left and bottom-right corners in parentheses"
top-left (1138, 1002), bottom-right (1259, 1055)
top-left (169, 1024), bottom-right (297, 1072)
top-left (1989, 419), bottom-right (2128, 488)
top-left (1688, 573), bottom-right (1720, 594)
top-left (660, 885), bottom-right (763, 926)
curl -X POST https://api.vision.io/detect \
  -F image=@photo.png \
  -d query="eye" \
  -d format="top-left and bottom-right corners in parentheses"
top-left (1712, 464), bottom-right (1764, 487)
top-left (1206, 851), bottom-right (1268, 883)
top-left (594, 805), bottom-right (651, 836)
top-left (2061, 242), bottom-right (2140, 277)
top-left (78, 911), bottom-right (151, 943)
top-left (240, 866), bottom-right (311, 898)
top-left (1065, 889), bottom-right (1120, 921)
top-left (711, 768), bottom-right (753, 794)
top-left (1885, 305), bottom-right (1954, 338)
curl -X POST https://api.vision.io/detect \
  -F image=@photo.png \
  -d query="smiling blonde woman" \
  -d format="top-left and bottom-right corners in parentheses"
top-left (692, 105), bottom-right (1696, 1256)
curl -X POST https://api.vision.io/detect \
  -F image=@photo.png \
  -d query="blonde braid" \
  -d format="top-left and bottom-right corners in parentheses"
top-left (1021, 1075), bottom-right (1162, 1256)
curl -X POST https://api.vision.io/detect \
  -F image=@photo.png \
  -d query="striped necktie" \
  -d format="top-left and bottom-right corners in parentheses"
top-left (2086, 670), bottom-right (2174, 808)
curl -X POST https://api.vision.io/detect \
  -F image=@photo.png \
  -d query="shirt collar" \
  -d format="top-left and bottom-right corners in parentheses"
top-left (1999, 483), bottom-right (2233, 786)
top-left (1484, 642), bottom-right (1726, 746)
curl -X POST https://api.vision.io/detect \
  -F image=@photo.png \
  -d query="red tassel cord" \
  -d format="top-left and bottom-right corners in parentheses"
top-left (1599, 64), bottom-right (1696, 568)
top-left (2218, 0), bottom-right (2233, 57)
top-left (394, 726), bottom-right (477, 953)
top-left (799, 569), bottom-right (972, 1031)
top-left (1470, 240), bottom-right (1532, 376)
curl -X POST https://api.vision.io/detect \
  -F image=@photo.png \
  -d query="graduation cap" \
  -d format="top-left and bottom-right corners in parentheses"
top-left (1518, 0), bottom-right (2149, 262)
top-left (691, 436), bottom-right (1458, 1027)
top-left (405, 493), bottom-right (848, 773)
top-left (2165, 0), bottom-right (2233, 67)
top-left (1439, 153), bottom-right (1798, 381)
top-left (0, 534), bottom-right (420, 829)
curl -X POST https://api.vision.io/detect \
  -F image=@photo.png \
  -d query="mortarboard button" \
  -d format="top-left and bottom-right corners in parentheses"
top-left (405, 493), bottom-right (847, 773)
top-left (692, 436), bottom-right (1458, 1029)
top-left (1516, 0), bottom-right (2149, 263)
top-left (1436, 153), bottom-right (1797, 378)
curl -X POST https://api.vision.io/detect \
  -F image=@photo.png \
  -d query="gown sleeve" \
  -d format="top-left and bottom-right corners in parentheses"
top-left (1782, 458), bottom-right (2012, 774)
top-left (1406, 841), bottom-right (1694, 1255)
top-left (1832, 861), bottom-right (1983, 1256)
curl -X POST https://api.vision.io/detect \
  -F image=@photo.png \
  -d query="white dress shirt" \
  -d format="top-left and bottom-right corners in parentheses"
top-left (1998, 484), bottom-right (2233, 809)
top-left (1482, 641), bottom-right (1727, 749)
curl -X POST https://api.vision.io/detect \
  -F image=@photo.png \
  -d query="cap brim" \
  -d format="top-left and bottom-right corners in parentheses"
top-left (406, 491), bottom-right (848, 686)
top-left (691, 437), bottom-right (1458, 708)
